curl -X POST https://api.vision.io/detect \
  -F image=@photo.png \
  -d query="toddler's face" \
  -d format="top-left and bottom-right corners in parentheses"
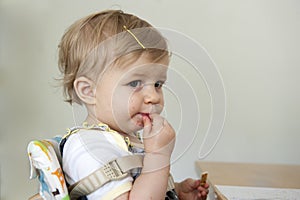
top-left (93, 54), bottom-right (168, 134)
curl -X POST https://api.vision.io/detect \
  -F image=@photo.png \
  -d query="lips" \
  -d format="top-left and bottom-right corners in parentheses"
top-left (134, 112), bottom-right (151, 127)
top-left (139, 112), bottom-right (150, 119)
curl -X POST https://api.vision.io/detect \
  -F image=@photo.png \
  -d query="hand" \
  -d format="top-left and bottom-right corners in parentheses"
top-left (142, 114), bottom-right (175, 156)
top-left (175, 178), bottom-right (209, 200)
top-left (141, 114), bottom-right (175, 173)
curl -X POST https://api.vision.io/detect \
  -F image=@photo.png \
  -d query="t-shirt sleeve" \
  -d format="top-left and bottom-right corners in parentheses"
top-left (62, 129), bottom-right (133, 199)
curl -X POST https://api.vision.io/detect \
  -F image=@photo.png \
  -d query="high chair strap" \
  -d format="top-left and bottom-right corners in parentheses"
top-left (69, 154), bottom-right (176, 199)
top-left (69, 154), bottom-right (144, 199)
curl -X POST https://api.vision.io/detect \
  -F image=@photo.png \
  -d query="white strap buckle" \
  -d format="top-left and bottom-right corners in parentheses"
top-left (103, 159), bottom-right (128, 180)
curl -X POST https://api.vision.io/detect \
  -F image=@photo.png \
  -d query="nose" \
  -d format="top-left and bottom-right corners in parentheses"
top-left (143, 85), bottom-right (161, 104)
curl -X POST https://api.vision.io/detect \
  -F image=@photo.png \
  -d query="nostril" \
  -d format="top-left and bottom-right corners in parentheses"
top-left (144, 93), bottom-right (160, 104)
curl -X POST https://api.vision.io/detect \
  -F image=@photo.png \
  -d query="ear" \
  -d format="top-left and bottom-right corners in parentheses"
top-left (74, 76), bottom-right (96, 105)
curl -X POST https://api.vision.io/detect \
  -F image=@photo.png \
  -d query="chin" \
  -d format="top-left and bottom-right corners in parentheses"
top-left (129, 120), bottom-right (144, 133)
top-left (131, 125), bottom-right (143, 133)
top-left (115, 122), bottom-right (141, 134)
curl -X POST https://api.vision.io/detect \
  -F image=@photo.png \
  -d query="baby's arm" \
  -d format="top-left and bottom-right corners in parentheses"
top-left (117, 114), bottom-right (175, 199)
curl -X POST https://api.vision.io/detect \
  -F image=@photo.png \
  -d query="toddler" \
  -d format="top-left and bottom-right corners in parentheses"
top-left (58, 10), bottom-right (209, 199)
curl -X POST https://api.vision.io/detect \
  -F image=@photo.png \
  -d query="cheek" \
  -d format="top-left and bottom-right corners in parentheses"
top-left (128, 95), bottom-right (141, 114)
top-left (111, 89), bottom-right (133, 114)
top-left (128, 99), bottom-right (136, 114)
top-left (157, 96), bottom-right (165, 114)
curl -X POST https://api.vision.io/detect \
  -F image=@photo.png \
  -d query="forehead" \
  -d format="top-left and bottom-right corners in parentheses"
top-left (113, 53), bottom-right (169, 78)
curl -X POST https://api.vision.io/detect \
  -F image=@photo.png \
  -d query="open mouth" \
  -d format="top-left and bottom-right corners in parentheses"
top-left (134, 112), bottom-right (151, 127)
top-left (139, 112), bottom-right (150, 119)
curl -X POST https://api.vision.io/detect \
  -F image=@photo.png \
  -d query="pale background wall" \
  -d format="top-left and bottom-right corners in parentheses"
top-left (0, 0), bottom-right (299, 199)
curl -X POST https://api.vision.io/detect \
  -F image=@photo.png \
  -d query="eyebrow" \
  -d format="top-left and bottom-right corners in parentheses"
top-left (129, 72), bottom-right (167, 80)
top-left (129, 72), bottom-right (147, 77)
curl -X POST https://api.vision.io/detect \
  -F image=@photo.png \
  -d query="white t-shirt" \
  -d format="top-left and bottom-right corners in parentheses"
top-left (62, 128), bottom-right (135, 199)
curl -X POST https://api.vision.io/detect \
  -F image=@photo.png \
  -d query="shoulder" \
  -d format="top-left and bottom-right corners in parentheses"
top-left (64, 129), bottom-right (129, 153)
top-left (62, 129), bottom-right (131, 182)
top-left (62, 129), bottom-right (134, 199)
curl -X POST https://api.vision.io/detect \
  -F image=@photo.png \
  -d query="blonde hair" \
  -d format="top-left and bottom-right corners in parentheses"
top-left (58, 10), bottom-right (169, 104)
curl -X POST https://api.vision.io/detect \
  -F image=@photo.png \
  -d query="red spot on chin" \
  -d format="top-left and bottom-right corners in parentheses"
top-left (136, 121), bottom-right (144, 127)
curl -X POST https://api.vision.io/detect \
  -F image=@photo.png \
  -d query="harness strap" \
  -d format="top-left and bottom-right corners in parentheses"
top-left (61, 125), bottom-right (177, 199)
top-left (69, 154), bottom-right (144, 199)
top-left (68, 154), bottom-right (176, 199)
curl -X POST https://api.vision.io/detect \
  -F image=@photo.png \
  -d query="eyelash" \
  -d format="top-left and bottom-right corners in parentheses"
top-left (154, 81), bottom-right (164, 89)
top-left (127, 80), bottom-right (165, 89)
top-left (128, 80), bottom-right (142, 88)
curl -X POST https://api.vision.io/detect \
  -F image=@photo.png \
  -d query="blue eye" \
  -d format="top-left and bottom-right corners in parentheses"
top-left (128, 80), bottom-right (142, 88)
top-left (154, 81), bottom-right (164, 89)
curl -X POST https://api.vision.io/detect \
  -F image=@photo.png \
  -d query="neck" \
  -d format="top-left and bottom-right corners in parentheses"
top-left (84, 114), bottom-right (99, 125)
